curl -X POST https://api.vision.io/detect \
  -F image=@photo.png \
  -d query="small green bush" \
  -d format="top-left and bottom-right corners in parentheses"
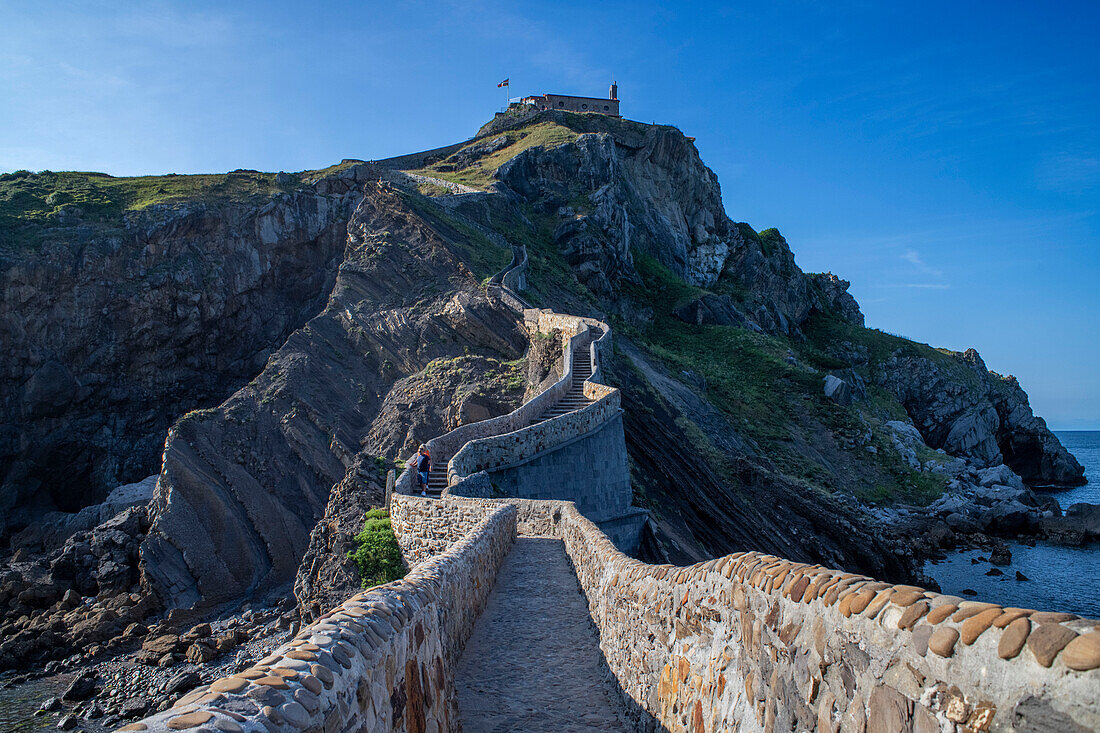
top-left (347, 509), bottom-right (406, 588)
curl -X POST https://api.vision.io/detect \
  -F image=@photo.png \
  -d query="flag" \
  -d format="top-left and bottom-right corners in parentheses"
top-left (497, 78), bottom-right (509, 88)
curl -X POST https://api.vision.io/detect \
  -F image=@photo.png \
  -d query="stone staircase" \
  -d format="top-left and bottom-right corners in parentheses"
top-left (530, 330), bottom-right (596, 425)
top-left (420, 329), bottom-right (597, 498)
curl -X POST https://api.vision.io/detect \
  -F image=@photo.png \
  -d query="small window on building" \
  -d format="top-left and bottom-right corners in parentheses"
top-left (604, 105), bottom-right (609, 111)
top-left (581, 103), bottom-right (587, 109)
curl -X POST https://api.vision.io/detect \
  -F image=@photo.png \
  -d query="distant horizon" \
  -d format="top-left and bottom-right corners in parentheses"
top-left (2, 1), bottom-right (1097, 428)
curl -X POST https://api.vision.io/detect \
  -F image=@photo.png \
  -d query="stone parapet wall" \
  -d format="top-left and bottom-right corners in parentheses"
top-left (389, 495), bottom-right (493, 568)
top-left (554, 503), bottom-right (1100, 733)
top-left (452, 417), bottom-right (633, 527)
top-left (119, 503), bottom-right (517, 733)
top-left (394, 306), bottom-right (619, 499)
top-left (500, 247), bottom-right (527, 292)
top-left (435, 327), bottom-right (589, 471)
top-left (446, 388), bottom-right (621, 479)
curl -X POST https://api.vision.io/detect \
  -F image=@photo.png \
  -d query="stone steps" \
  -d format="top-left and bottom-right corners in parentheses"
top-left (422, 330), bottom-right (600, 496)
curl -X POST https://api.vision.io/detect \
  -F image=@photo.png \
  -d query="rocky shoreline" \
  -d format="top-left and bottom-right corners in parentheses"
top-left (0, 598), bottom-right (297, 732)
top-left (856, 441), bottom-right (1098, 589)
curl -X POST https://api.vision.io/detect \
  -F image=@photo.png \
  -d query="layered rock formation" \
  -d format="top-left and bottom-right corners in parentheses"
top-left (0, 110), bottom-right (1084, 654)
top-left (492, 113), bottom-right (862, 337)
top-left (140, 184), bottom-right (525, 611)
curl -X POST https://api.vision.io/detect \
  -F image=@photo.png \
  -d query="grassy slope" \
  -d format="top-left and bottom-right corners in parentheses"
top-left (404, 121), bottom-right (579, 191)
top-left (614, 250), bottom-right (950, 505)
top-left (396, 191), bottom-right (511, 280)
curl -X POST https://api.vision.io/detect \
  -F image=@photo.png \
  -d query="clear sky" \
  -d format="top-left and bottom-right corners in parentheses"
top-left (2, 1), bottom-right (1098, 428)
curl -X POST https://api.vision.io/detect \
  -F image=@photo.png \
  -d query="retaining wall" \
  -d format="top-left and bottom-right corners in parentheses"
top-left (120, 504), bottom-right (516, 733)
top-left (371, 139), bottom-right (476, 171)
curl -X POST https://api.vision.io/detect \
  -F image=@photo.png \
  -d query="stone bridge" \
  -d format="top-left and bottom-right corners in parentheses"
top-left (119, 250), bottom-right (1099, 732)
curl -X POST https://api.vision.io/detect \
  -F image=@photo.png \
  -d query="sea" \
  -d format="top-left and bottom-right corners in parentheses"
top-left (924, 430), bottom-right (1100, 618)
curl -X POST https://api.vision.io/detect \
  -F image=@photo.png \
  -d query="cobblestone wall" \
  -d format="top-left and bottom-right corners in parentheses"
top-left (389, 495), bottom-right (491, 567)
top-left (554, 503), bottom-right (1100, 733)
top-left (118, 503), bottom-right (516, 733)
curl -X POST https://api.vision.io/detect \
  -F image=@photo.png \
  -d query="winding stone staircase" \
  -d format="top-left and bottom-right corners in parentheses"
top-left (423, 329), bottom-right (598, 497)
top-left (530, 330), bottom-right (597, 424)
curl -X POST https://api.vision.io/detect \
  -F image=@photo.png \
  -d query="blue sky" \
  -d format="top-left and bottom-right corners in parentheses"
top-left (2, 1), bottom-right (1098, 428)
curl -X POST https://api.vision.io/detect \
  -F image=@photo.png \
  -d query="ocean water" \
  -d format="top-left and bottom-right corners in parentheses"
top-left (924, 430), bottom-right (1100, 618)
top-left (1051, 430), bottom-right (1100, 505)
top-left (0, 676), bottom-right (68, 732)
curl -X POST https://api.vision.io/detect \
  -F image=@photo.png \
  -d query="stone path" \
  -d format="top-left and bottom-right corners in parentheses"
top-left (455, 536), bottom-right (630, 732)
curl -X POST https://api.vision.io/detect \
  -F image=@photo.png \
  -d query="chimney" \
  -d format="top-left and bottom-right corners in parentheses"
top-left (609, 81), bottom-right (618, 100)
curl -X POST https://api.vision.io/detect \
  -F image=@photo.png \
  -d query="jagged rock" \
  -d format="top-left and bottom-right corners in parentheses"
top-left (977, 464), bottom-right (1025, 491)
top-left (1, 174), bottom-right (364, 537)
top-left (61, 670), bottom-right (96, 701)
top-left (180, 623), bottom-right (211, 642)
top-left (673, 293), bottom-right (759, 330)
top-left (448, 135), bottom-right (510, 167)
top-left (1041, 503), bottom-right (1100, 546)
top-left (119, 696), bottom-right (149, 718)
top-left (141, 634), bottom-right (180, 656)
top-left (808, 272), bottom-right (864, 326)
top-left (11, 475), bottom-right (157, 554)
top-left (876, 348), bottom-right (1083, 485)
top-left (163, 670), bottom-right (200, 696)
top-left (185, 642), bottom-right (216, 664)
top-left (989, 544), bottom-right (1012, 566)
top-left (142, 184), bottom-right (527, 612)
top-left (823, 375), bottom-right (853, 406)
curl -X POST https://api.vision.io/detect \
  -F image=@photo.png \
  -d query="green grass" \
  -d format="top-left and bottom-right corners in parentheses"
top-left (617, 251), bottom-right (949, 504)
top-left (405, 121), bottom-right (579, 190)
top-left (800, 311), bottom-right (975, 384)
top-left (0, 169), bottom-right (289, 227)
top-left (347, 509), bottom-right (406, 588)
top-left (624, 253), bottom-right (837, 447)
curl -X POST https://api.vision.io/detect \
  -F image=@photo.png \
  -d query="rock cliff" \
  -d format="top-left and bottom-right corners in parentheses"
top-left (0, 168), bottom-right (368, 540)
top-left (141, 184), bottom-right (523, 611)
top-left (874, 348), bottom-right (1082, 485)
top-left (467, 110), bottom-right (1082, 565)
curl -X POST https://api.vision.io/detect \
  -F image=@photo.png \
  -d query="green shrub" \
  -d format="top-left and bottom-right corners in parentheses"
top-left (347, 509), bottom-right (406, 588)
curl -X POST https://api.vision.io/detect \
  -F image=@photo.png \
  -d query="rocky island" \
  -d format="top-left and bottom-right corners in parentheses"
top-left (1, 108), bottom-right (1095, 731)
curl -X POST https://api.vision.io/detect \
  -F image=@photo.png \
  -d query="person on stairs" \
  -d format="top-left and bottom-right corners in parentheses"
top-left (412, 445), bottom-right (431, 496)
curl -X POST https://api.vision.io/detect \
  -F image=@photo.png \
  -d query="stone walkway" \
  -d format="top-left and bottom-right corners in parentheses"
top-left (455, 537), bottom-right (630, 732)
